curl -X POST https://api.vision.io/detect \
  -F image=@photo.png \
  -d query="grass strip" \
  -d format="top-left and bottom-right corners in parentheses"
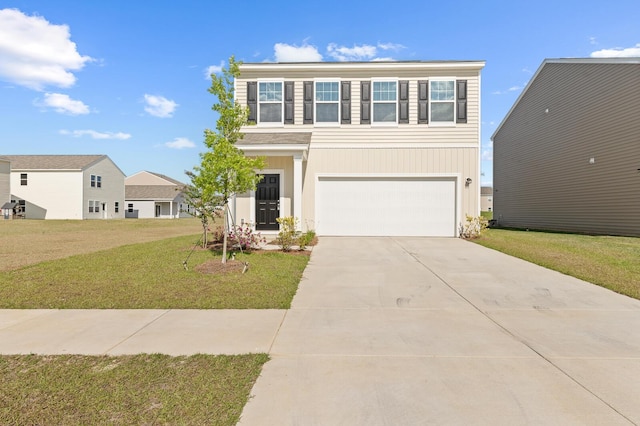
top-left (0, 234), bottom-right (309, 309)
top-left (0, 353), bottom-right (268, 425)
top-left (474, 229), bottom-right (640, 300)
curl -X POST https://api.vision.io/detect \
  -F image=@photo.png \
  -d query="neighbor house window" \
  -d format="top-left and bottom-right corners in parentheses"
top-left (20, 173), bottom-right (27, 186)
top-left (258, 81), bottom-right (283, 123)
top-left (89, 200), bottom-right (94, 213)
top-left (372, 81), bottom-right (397, 123)
top-left (128, 203), bottom-right (134, 213)
top-left (115, 202), bottom-right (119, 213)
top-left (91, 175), bottom-right (102, 188)
top-left (315, 81), bottom-right (339, 123)
top-left (430, 80), bottom-right (455, 123)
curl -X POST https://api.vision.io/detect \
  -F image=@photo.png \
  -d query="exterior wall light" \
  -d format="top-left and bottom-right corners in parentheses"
top-left (465, 177), bottom-right (472, 186)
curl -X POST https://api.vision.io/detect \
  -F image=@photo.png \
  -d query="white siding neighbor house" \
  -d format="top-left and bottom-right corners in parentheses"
top-left (492, 58), bottom-right (640, 237)
top-left (232, 60), bottom-right (485, 237)
top-left (481, 186), bottom-right (493, 212)
top-left (0, 157), bottom-right (12, 219)
top-left (5, 155), bottom-right (126, 220)
top-left (124, 171), bottom-right (191, 218)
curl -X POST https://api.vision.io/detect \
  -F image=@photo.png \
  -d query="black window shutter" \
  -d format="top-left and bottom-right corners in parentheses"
top-left (341, 81), bottom-right (351, 124)
top-left (399, 80), bottom-right (409, 124)
top-left (303, 81), bottom-right (313, 124)
top-left (456, 80), bottom-right (467, 123)
top-left (360, 81), bottom-right (371, 124)
top-left (247, 81), bottom-right (257, 123)
top-left (284, 81), bottom-right (294, 124)
top-left (418, 80), bottom-right (428, 124)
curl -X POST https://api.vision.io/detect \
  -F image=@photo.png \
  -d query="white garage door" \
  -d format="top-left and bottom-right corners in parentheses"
top-left (316, 176), bottom-right (457, 237)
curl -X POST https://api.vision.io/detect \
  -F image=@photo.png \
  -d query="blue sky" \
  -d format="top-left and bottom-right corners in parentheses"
top-left (1, 1), bottom-right (639, 186)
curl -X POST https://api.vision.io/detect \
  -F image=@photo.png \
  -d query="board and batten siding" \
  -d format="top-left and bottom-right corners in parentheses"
top-left (302, 147), bottom-right (478, 229)
top-left (493, 60), bottom-right (640, 236)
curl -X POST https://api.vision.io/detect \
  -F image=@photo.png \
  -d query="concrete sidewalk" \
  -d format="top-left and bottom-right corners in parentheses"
top-left (0, 309), bottom-right (285, 355)
top-left (238, 237), bottom-right (640, 425)
top-left (1, 237), bottom-right (639, 425)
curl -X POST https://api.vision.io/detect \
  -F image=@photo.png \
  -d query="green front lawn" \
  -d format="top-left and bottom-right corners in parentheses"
top-left (474, 229), bottom-right (640, 300)
top-left (0, 353), bottom-right (268, 425)
top-left (0, 234), bottom-right (309, 309)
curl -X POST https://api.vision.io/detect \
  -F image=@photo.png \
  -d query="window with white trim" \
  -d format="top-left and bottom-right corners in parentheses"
top-left (115, 202), bottom-right (119, 213)
top-left (91, 175), bottom-right (102, 188)
top-left (315, 81), bottom-right (339, 123)
top-left (372, 81), bottom-right (397, 123)
top-left (20, 173), bottom-right (27, 186)
top-left (258, 81), bottom-right (283, 123)
top-left (128, 203), bottom-right (134, 213)
top-left (430, 80), bottom-right (455, 123)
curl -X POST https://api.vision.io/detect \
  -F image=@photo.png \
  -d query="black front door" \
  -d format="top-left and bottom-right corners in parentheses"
top-left (256, 174), bottom-right (280, 230)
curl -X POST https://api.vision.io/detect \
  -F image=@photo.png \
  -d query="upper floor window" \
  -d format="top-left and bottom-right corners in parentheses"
top-left (91, 174), bottom-right (102, 188)
top-left (430, 80), bottom-right (455, 123)
top-left (20, 173), bottom-right (27, 186)
top-left (372, 81), bottom-right (397, 123)
top-left (258, 81), bottom-right (283, 123)
top-left (315, 81), bottom-right (339, 123)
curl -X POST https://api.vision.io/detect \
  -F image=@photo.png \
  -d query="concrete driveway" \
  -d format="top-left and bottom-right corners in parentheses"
top-left (239, 237), bottom-right (640, 425)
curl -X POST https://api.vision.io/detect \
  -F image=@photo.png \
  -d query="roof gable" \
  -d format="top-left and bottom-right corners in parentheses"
top-left (126, 170), bottom-right (185, 186)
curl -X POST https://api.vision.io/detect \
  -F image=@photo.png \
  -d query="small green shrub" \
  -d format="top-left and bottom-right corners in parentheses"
top-left (459, 215), bottom-right (488, 239)
top-left (276, 216), bottom-right (299, 251)
top-left (297, 230), bottom-right (316, 250)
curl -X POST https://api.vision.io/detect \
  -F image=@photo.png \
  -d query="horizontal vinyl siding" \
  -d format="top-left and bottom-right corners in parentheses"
top-left (493, 62), bottom-right (640, 236)
top-left (236, 70), bottom-right (480, 128)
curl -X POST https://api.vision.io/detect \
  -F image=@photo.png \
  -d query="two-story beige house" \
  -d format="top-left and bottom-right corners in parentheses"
top-left (232, 60), bottom-right (485, 237)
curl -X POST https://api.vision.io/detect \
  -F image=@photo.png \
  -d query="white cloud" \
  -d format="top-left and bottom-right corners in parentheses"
top-left (327, 43), bottom-right (377, 61)
top-left (274, 42), bottom-right (323, 62)
top-left (144, 94), bottom-right (178, 118)
top-left (482, 149), bottom-right (493, 161)
top-left (591, 43), bottom-right (640, 58)
top-left (0, 8), bottom-right (93, 90)
top-left (36, 93), bottom-right (89, 115)
top-left (326, 42), bottom-right (405, 62)
top-left (59, 129), bottom-right (131, 140)
top-left (204, 61), bottom-right (224, 79)
top-left (165, 137), bottom-right (195, 149)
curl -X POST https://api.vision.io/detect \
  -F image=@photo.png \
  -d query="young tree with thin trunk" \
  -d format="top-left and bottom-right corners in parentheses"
top-left (190, 56), bottom-right (265, 263)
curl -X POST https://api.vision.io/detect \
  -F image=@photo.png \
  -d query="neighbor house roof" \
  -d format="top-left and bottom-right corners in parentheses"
top-left (481, 186), bottom-right (493, 195)
top-left (125, 185), bottom-right (181, 200)
top-left (4, 155), bottom-right (108, 171)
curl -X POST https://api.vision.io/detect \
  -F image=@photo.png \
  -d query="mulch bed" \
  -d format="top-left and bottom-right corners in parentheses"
top-left (194, 259), bottom-right (247, 275)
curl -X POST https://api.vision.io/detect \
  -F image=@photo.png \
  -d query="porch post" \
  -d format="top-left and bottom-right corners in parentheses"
top-left (293, 153), bottom-right (303, 230)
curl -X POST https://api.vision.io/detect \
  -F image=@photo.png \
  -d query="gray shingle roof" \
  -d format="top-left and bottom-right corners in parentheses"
top-left (125, 185), bottom-right (182, 200)
top-left (239, 132), bottom-right (311, 145)
top-left (481, 186), bottom-right (493, 195)
top-left (4, 155), bottom-right (106, 170)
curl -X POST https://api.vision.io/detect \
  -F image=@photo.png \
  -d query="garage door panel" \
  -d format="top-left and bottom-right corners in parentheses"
top-left (316, 177), bottom-right (456, 237)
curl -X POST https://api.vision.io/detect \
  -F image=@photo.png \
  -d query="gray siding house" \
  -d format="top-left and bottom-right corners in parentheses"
top-left (492, 58), bottom-right (640, 236)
